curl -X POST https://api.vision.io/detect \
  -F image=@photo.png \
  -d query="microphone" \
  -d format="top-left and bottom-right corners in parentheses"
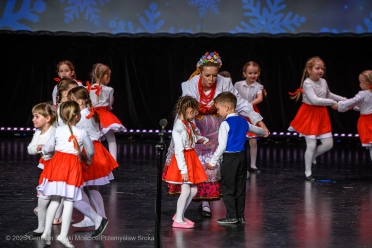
top-left (159, 119), bottom-right (168, 131)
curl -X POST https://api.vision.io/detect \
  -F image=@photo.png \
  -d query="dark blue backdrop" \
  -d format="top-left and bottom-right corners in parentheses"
top-left (1, 0), bottom-right (372, 34)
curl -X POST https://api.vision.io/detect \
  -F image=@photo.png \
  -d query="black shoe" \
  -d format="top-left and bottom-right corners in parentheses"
top-left (91, 218), bottom-right (109, 239)
top-left (25, 231), bottom-right (43, 239)
top-left (312, 163), bottom-right (318, 172)
top-left (217, 218), bottom-right (238, 224)
top-left (249, 168), bottom-right (261, 173)
top-left (238, 218), bottom-right (246, 224)
top-left (198, 204), bottom-right (212, 217)
top-left (305, 175), bottom-right (315, 181)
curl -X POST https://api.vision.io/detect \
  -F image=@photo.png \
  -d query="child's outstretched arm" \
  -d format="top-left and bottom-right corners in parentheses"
top-left (248, 124), bottom-right (266, 136)
top-left (206, 121), bottom-right (228, 170)
top-left (337, 91), bottom-right (363, 112)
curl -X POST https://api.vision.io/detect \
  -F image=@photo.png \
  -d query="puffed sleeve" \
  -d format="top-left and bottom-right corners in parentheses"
top-left (107, 87), bottom-right (114, 111)
top-left (42, 130), bottom-right (56, 156)
top-left (82, 130), bottom-right (94, 160)
top-left (230, 82), bottom-right (263, 124)
top-left (303, 81), bottom-right (337, 106)
top-left (172, 129), bottom-right (187, 174)
top-left (28, 130), bottom-right (41, 155)
top-left (52, 85), bottom-right (57, 105)
top-left (338, 91), bottom-right (363, 112)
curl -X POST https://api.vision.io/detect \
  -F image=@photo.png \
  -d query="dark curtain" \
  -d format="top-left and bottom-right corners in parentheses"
top-left (2, 31), bottom-right (371, 134)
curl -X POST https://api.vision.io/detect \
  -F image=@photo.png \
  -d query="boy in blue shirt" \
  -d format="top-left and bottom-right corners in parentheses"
top-left (206, 92), bottom-right (266, 224)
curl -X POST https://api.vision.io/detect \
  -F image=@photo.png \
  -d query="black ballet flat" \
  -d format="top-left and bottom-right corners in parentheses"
top-left (305, 175), bottom-right (315, 181)
top-left (312, 163), bottom-right (318, 172)
top-left (198, 204), bottom-right (212, 217)
top-left (25, 231), bottom-right (43, 239)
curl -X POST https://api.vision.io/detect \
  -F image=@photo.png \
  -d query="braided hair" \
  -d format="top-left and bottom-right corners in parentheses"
top-left (60, 101), bottom-right (82, 155)
top-left (175, 95), bottom-right (199, 145)
top-left (68, 86), bottom-right (100, 123)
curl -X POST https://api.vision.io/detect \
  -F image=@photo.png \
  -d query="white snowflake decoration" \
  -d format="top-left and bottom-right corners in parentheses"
top-left (232, 0), bottom-right (306, 34)
top-left (188, 0), bottom-right (220, 18)
top-left (60, 0), bottom-right (110, 26)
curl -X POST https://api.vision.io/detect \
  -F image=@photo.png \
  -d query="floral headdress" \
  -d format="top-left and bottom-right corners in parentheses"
top-left (196, 51), bottom-right (222, 68)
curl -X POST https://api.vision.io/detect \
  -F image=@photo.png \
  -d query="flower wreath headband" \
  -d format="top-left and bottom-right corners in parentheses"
top-left (189, 51), bottom-right (223, 80)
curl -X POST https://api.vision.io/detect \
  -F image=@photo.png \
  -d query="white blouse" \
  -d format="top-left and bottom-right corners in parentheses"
top-left (172, 119), bottom-right (209, 174)
top-left (234, 81), bottom-right (263, 103)
top-left (42, 125), bottom-right (94, 160)
top-left (52, 80), bottom-right (83, 105)
top-left (181, 75), bottom-right (263, 125)
top-left (88, 84), bottom-right (114, 110)
top-left (56, 104), bottom-right (65, 127)
top-left (27, 125), bottom-right (56, 160)
top-left (302, 78), bottom-right (346, 106)
top-left (76, 107), bottom-right (101, 141)
top-left (338, 90), bottom-right (372, 114)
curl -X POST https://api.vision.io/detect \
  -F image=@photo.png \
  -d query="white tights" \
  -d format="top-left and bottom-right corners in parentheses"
top-left (34, 197), bottom-right (51, 233)
top-left (304, 137), bottom-right (333, 177)
top-left (249, 139), bottom-right (258, 169)
top-left (105, 130), bottom-right (117, 161)
top-left (175, 184), bottom-right (197, 223)
top-left (42, 196), bottom-right (73, 240)
top-left (79, 188), bottom-right (106, 223)
top-left (73, 190), bottom-right (103, 229)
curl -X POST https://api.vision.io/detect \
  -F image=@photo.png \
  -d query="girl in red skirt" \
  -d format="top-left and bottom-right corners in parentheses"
top-left (335, 70), bottom-right (372, 160)
top-left (165, 96), bottom-right (210, 228)
top-left (234, 61), bottom-right (267, 173)
top-left (68, 86), bottom-right (118, 229)
top-left (25, 102), bottom-right (56, 239)
top-left (86, 63), bottom-right (126, 161)
top-left (37, 101), bottom-right (99, 247)
top-left (288, 56), bottom-right (346, 181)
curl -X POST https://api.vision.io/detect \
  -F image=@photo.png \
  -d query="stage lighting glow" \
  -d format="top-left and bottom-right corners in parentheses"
top-left (348, 134), bottom-right (352, 137)
top-left (334, 133), bottom-right (339, 136)
top-left (26, 128), bottom-right (30, 130)
top-left (272, 132), bottom-right (277, 135)
top-left (136, 129), bottom-right (140, 132)
top-left (149, 130), bottom-right (153, 133)
top-left (7, 127), bottom-right (11, 130)
top-left (279, 132), bottom-right (284, 135)
top-left (341, 133), bottom-right (345, 137)
top-left (129, 129), bottom-right (134, 132)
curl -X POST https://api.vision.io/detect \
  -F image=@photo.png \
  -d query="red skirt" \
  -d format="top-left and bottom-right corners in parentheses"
top-left (243, 105), bottom-right (260, 138)
top-left (83, 141), bottom-right (118, 182)
top-left (289, 103), bottom-right (331, 136)
top-left (41, 151), bottom-right (84, 187)
top-left (95, 107), bottom-right (126, 135)
top-left (357, 114), bottom-right (372, 146)
top-left (165, 149), bottom-right (208, 184)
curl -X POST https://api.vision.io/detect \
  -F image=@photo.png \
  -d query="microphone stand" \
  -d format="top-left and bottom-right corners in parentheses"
top-left (155, 119), bottom-right (167, 248)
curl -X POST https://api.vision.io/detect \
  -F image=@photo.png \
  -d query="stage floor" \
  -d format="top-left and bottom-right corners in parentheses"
top-left (1, 137), bottom-right (372, 248)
